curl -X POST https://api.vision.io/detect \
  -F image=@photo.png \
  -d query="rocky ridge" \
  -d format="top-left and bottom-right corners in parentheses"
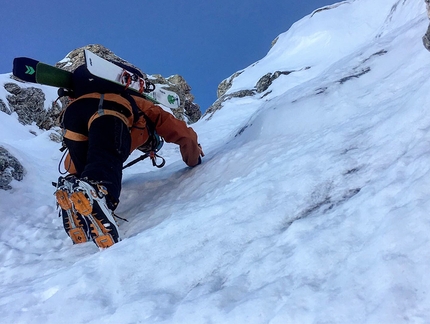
top-left (204, 66), bottom-right (310, 120)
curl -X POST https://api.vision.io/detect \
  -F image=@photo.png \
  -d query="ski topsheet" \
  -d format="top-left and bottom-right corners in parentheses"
top-left (12, 57), bottom-right (40, 84)
top-left (84, 50), bottom-right (180, 109)
top-left (84, 50), bottom-right (147, 93)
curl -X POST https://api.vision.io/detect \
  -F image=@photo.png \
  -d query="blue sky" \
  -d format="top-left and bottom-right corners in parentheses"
top-left (0, 0), bottom-right (334, 111)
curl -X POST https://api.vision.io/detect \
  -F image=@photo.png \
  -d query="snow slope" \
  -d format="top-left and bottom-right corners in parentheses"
top-left (1, 0), bottom-right (430, 323)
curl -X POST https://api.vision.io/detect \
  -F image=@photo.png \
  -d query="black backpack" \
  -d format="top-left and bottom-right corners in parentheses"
top-left (59, 62), bottom-right (165, 169)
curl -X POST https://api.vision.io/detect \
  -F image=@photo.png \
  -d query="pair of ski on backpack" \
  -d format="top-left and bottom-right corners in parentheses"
top-left (12, 49), bottom-right (180, 109)
top-left (13, 50), bottom-right (173, 168)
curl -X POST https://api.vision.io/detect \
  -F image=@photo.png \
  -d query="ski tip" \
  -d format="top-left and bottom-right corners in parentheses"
top-left (12, 57), bottom-right (39, 83)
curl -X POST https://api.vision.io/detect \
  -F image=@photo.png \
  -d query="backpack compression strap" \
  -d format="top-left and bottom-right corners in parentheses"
top-left (62, 94), bottom-right (133, 142)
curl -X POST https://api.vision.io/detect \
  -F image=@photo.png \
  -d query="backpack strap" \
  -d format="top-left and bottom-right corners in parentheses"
top-left (63, 129), bottom-right (89, 141)
top-left (87, 95), bottom-right (132, 129)
top-left (62, 94), bottom-right (133, 142)
top-left (121, 93), bottom-right (166, 169)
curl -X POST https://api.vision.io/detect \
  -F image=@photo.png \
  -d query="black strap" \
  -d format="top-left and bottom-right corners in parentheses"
top-left (121, 92), bottom-right (141, 124)
top-left (121, 92), bottom-right (163, 154)
top-left (57, 147), bottom-right (71, 175)
top-left (119, 93), bottom-right (166, 169)
top-left (122, 152), bottom-right (150, 169)
top-left (151, 153), bottom-right (166, 168)
top-left (98, 93), bottom-right (105, 114)
top-left (122, 152), bottom-right (165, 170)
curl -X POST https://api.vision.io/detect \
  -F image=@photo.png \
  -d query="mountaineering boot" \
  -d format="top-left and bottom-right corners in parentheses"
top-left (55, 176), bottom-right (92, 244)
top-left (70, 178), bottom-right (121, 248)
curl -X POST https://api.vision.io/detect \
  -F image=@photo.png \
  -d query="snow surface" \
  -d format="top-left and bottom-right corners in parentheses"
top-left (1, 0), bottom-right (430, 323)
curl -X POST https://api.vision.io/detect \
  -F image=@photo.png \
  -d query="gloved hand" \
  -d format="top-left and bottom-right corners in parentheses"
top-left (198, 144), bottom-right (205, 157)
top-left (196, 144), bottom-right (204, 165)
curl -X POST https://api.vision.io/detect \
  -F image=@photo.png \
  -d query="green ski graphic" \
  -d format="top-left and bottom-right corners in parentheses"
top-left (168, 94), bottom-right (177, 105)
top-left (25, 65), bottom-right (35, 75)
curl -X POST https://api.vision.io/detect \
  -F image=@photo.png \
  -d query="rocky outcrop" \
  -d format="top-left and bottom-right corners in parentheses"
top-left (184, 100), bottom-right (202, 124)
top-left (202, 70), bottom-right (251, 119)
top-left (150, 73), bottom-right (202, 123)
top-left (0, 79), bottom-right (60, 190)
top-left (3, 83), bottom-right (62, 130)
top-left (271, 36), bottom-right (279, 48)
top-left (0, 98), bottom-right (9, 114)
top-left (204, 66), bottom-right (311, 119)
top-left (255, 68), bottom-right (310, 93)
top-left (310, 2), bottom-right (350, 17)
top-left (203, 89), bottom-right (257, 120)
top-left (56, 44), bottom-right (201, 123)
top-left (0, 146), bottom-right (25, 190)
top-left (217, 71), bottom-right (244, 98)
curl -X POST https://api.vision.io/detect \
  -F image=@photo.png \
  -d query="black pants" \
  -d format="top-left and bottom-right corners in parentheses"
top-left (63, 98), bottom-right (131, 209)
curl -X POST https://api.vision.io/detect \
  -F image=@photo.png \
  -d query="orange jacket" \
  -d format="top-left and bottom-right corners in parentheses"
top-left (63, 93), bottom-right (201, 173)
top-left (130, 95), bottom-right (201, 167)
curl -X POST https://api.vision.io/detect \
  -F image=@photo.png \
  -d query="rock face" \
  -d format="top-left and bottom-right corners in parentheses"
top-left (3, 82), bottom-right (62, 130)
top-left (0, 98), bottom-right (9, 114)
top-left (0, 75), bottom-right (62, 190)
top-left (217, 71), bottom-right (244, 98)
top-left (255, 68), bottom-right (310, 93)
top-left (203, 66), bottom-right (311, 120)
top-left (204, 89), bottom-right (257, 120)
top-left (56, 44), bottom-right (201, 123)
top-left (150, 73), bottom-right (202, 123)
top-left (0, 146), bottom-right (25, 190)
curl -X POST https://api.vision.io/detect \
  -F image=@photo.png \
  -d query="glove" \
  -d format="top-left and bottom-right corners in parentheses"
top-left (195, 144), bottom-right (204, 166)
top-left (198, 144), bottom-right (205, 157)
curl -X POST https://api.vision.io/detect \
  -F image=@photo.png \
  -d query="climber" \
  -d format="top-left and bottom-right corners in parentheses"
top-left (54, 90), bottom-right (204, 249)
